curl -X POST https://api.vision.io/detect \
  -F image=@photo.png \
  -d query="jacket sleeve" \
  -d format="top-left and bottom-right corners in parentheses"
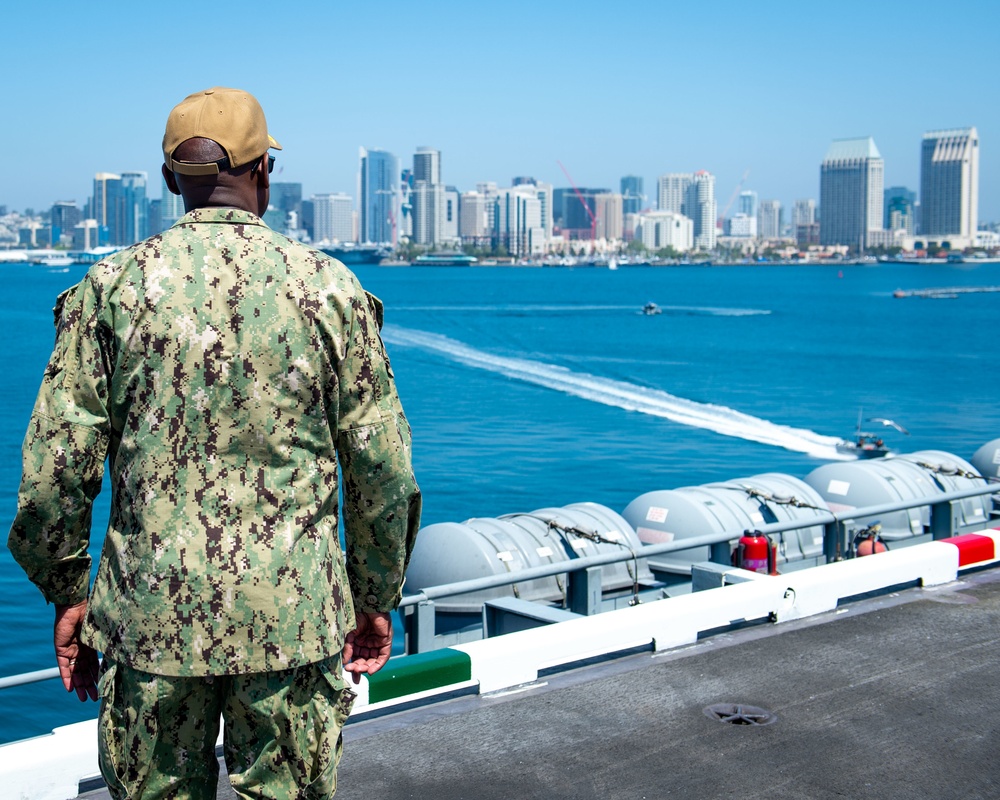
top-left (7, 280), bottom-right (111, 606)
top-left (336, 286), bottom-right (421, 613)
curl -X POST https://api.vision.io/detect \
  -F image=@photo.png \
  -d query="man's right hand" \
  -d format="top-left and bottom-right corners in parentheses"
top-left (342, 611), bottom-right (393, 684)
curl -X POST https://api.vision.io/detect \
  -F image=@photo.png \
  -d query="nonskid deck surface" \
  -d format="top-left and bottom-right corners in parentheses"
top-left (78, 570), bottom-right (1000, 800)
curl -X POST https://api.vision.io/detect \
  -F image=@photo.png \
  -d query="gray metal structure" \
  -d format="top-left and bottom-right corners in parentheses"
top-left (621, 473), bottom-right (830, 574)
top-left (971, 437), bottom-right (1000, 482)
top-left (805, 450), bottom-right (990, 541)
top-left (405, 502), bottom-right (652, 617)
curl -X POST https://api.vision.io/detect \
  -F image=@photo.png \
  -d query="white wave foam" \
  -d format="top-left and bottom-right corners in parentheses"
top-left (382, 325), bottom-right (848, 460)
top-left (392, 303), bottom-right (771, 316)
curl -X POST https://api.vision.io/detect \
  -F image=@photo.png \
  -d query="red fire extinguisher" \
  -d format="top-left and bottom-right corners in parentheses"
top-left (733, 530), bottom-right (778, 575)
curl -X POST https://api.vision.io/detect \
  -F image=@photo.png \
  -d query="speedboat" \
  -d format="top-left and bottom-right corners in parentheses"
top-left (836, 415), bottom-right (909, 459)
top-left (642, 302), bottom-right (662, 316)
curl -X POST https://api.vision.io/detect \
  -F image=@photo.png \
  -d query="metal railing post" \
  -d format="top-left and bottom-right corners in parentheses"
top-left (406, 600), bottom-right (436, 654)
top-left (931, 500), bottom-right (957, 539)
top-left (710, 540), bottom-right (732, 565)
top-left (567, 566), bottom-right (602, 616)
top-left (824, 519), bottom-right (845, 562)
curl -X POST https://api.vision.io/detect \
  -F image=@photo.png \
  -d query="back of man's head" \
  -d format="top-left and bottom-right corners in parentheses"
top-left (161, 87), bottom-right (281, 214)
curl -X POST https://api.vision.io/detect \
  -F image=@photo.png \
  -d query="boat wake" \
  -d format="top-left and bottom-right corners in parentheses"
top-left (392, 303), bottom-right (771, 317)
top-left (382, 326), bottom-right (847, 459)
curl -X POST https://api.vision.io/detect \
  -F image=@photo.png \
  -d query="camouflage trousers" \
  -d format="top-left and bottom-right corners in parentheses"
top-left (97, 655), bottom-right (356, 800)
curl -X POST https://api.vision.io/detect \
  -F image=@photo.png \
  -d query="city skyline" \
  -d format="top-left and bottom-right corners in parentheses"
top-left (2, 0), bottom-right (997, 220)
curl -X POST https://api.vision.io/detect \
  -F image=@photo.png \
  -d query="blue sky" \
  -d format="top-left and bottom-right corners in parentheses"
top-left (3, 0), bottom-right (997, 220)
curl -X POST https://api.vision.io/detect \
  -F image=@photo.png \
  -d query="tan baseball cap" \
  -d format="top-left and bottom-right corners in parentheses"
top-left (163, 87), bottom-right (282, 175)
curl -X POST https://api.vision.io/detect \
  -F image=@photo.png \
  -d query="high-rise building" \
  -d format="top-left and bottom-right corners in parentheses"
top-left (477, 181), bottom-right (499, 235)
top-left (160, 176), bottom-right (186, 232)
top-left (738, 190), bottom-right (758, 218)
top-left (558, 187), bottom-right (611, 238)
top-left (535, 182), bottom-right (554, 241)
top-left (359, 148), bottom-right (398, 244)
top-left (594, 194), bottom-right (624, 240)
top-left (50, 201), bottom-right (81, 245)
top-left (757, 199), bottom-right (782, 239)
top-left (269, 183), bottom-right (303, 233)
top-left (91, 172), bottom-right (120, 244)
top-left (819, 137), bottom-right (884, 249)
top-left (919, 127), bottom-right (979, 238)
top-left (883, 186), bottom-right (916, 231)
top-left (412, 147), bottom-right (447, 246)
top-left (460, 191), bottom-right (489, 244)
top-left (442, 186), bottom-right (460, 243)
top-left (690, 171), bottom-right (717, 251)
top-left (412, 181), bottom-right (444, 246)
top-left (621, 175), bottom-right (644, 216)
top-left (413, 147), bottom-right (441, 185)
top-left (657, 174), bottom-right (691, 213)
top-left (793, 199), bottom-right (816, 226)
top-left (886, 196), bottom-right (914, 234)
top-left (72, 219), bottom-right (100, 250)
top-left (99, 171), bottom-right (148, 246)
top-left (656, 172), bottom-right (715, 250)
top-left (311, 193), bottom-right (353, 243)
top-left (493, 188), bottom-right (544, 256)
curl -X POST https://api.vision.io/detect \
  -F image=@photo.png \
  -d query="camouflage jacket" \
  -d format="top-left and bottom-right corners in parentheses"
top-left (8, 208), bottom-right (421, 677)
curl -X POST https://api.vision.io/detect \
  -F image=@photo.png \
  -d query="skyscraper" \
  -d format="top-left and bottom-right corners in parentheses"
top-left (459, 191), bottom-right (489, 245)
top-left (412, 147), bottom-right (445, 246)
top-left (594, 194), bottom-right (624, 241)
top-left (919, 127), bottom-right (979, 239)
top-left (690, 171), bottom-right (717, 251)
top-left (100, 171), bottom-right (148, 246)
top-left (412, 181), bottom-right (444, 246)
top-left (793, 199), bottom-right (816, 226)
top-left (413, 147), bottom-right (441, 185)
top-left (311, 193), bottom-right (353, 243)
top-left (92, 172), bottom-right (120, 244)
top-left (161, 176), bottom-right (186, 231)
top-left (359, 148), bottom-right (398, 244)
top-left (657, 174), bottom-right (691, 214)
top-left (738, 190), bottom-right (758, 218)
top-left (757, 199), bottom-right (782, 239)
top-left (50, 201), bottom-right (81, 245)
top-left (819, 137), bottom-right (884, 249)
top-left (493, 188), bottom-right (544, 256)
top-left (621, 175), bottom-right (644, 216)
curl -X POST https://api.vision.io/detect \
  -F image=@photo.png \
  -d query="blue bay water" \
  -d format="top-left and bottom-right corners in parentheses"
top-left (1, 259), bottom-right (998, 743)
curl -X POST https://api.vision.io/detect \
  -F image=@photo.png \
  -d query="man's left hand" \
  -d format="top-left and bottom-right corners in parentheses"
top-left (55, 601), bottom-right (99, 701)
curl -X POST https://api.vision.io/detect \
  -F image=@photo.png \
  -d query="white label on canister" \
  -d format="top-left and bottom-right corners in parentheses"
top-left (813, 533), bottom-right (824, 545)
top-left (827, 479), bottom-right (851, 496)
top-left (536, 546), bottom-right (553, 558)
top-left (971, 507), bottom-right (984, 518)
top-left (637, 526), bottom-right (674, 543)
top-left (570, 539), bottom-right (589, 551)
top-left (750, 512), bottom-right (764, 524)
top-left (497, 551), bottom-right (513, 562)
top-left (911, 519), bottom-right (922, 533)
top-left (603, 530), bottom-right (624, 541)
top-left (645, 506), bottom-right (669, 523)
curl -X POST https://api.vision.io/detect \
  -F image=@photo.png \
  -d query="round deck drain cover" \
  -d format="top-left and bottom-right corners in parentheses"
top-left (703, 703), bottom-right (777, 726)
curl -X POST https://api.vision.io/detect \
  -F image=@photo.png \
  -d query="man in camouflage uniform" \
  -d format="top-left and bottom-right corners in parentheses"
top-left (8, 87), bottom-right (421, 799)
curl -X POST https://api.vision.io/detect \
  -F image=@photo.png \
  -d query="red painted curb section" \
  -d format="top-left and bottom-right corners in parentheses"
top-left (940, 533), bottom-right (997, 567)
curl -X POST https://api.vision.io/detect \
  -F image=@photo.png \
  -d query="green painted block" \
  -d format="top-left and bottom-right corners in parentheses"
top-left (367, 648), bottom-right (472, 703)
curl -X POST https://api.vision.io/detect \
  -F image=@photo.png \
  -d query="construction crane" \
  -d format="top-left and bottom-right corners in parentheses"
top-left (720, 169), bottom-right (751, 221)
top-left (557, 160), bottom-right (598, 241)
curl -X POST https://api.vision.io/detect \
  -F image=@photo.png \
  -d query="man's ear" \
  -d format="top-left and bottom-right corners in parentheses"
top-left (162, 164), bottom-right (180, 195)
top-left (259, 155), bottom-right (270, 190)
